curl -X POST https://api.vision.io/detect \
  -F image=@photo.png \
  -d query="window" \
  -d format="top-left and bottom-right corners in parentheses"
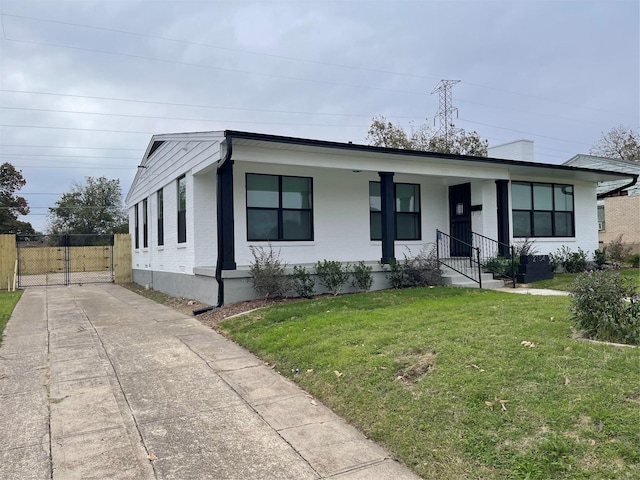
top-left (177, 176), bottom-right (186, 243)
top-left (246, 173), bottom-right (313, 241)
top-left (597, 204), bottom-right (605, 231)
top-left (142, 198), bottom-right (148, 248)
top-left (134, 203), bottom-right (139, 249)
top-left (157, 189), bottom-right (164, 246)
top-left (369, 182), bottom-right (421, 241)
top-left (512, 181), bottom-right (574, 237)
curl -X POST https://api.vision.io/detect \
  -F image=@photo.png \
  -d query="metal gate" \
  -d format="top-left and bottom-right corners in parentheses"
top-left (17, 234), bottom-right (114, 287)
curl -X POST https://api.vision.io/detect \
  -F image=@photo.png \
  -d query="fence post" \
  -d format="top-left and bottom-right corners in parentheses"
top-left (113, 234), bottom-right (132, 284)
top-left (0, 235), bottom-right (17, 290)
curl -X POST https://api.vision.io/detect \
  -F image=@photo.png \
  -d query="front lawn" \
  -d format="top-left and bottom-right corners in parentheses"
top-left (531, 268), bottom-right (640, 291)
top-left (0, 290), bottom-right (23, 345)
top-left (217, 287), bottom-right (640, 479)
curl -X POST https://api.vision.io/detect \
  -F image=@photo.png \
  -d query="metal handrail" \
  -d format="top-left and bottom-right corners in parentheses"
top-left (436, 230), bottom-right (483, 288)
top-left (471, 231), bottom-right (516, 288)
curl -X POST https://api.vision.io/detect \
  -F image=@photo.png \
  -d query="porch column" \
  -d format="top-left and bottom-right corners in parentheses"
top-left (496, 180), bottom-right (510, 256)
top-left (379, 171), bottom-right (395, 264)
top-left (217, 160), bottom-right (236, 270)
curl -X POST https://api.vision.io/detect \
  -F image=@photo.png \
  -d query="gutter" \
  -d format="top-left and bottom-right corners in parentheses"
top-left (597, 174), bottom-right (638, 200)
top-left (193, 135), bottom-right (233, 315)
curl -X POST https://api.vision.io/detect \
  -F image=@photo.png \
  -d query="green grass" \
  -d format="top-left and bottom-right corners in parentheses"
top-left (0, 290), bottom-right (23, 345)
top-left (531, 269), bottom-right (640, 291)
top-left (217, 287), bottom-right (640, 479)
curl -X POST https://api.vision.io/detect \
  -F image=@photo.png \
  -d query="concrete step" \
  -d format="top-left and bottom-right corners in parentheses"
top-left (440, 269), bottom-right (505, 290)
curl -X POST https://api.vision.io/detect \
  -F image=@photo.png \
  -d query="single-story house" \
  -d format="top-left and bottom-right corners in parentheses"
top-left (563, 154), bottom-right (640, 254)
top-left (125, 130), bottom-right (636, 305)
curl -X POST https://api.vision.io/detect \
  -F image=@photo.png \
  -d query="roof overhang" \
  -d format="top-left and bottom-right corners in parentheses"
top-left (223, 130), bottom-right (635, 184)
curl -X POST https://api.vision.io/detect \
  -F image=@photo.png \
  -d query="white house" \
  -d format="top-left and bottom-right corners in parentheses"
top-left (125, 130), bottom-right (636, 305)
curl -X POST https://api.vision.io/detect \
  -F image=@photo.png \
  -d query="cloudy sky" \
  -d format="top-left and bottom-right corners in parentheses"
top-left (1, 0), bottom-right (638, 232)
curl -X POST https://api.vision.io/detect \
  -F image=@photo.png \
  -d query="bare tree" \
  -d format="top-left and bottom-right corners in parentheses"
top-left (589, 125), bottom-right (640, 161)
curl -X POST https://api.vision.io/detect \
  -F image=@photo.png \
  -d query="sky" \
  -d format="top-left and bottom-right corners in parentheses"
top-left (1, 0), bottom-right (638, 233)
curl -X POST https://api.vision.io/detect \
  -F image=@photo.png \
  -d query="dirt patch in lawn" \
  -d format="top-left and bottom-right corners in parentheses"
top-left (396, 348), bottom-right (437, 384)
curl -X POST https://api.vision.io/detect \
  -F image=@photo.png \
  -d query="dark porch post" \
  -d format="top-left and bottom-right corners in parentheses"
top-left (217, 160), bottom-right (236, 270)
top-left (379, 171), bottom-right (395, 264)
top-left (496, 180), bottom-right (510, 256)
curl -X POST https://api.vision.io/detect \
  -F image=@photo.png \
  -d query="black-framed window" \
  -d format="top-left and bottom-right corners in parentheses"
top-left (512, 181), bottom-right (574, 237)
top-left (142, 198), bottom-right (148, 248)
top-left (134, 203), bottom-right (139, 249)
top-left (177, 175), bottom-right (186, 243)
top-left (370, 182), bottom-right (421, 241)
top-left (246, 173), bottom-right (313, 241)
top-left (157, 189), bottom-right (164, 246)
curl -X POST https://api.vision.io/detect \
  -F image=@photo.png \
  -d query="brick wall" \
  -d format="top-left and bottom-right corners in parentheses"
top-left (599, 195), bottom-right (640, 254)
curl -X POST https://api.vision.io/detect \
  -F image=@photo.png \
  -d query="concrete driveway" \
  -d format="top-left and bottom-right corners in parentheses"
top-left (0, 284), bottom-right (419, 480)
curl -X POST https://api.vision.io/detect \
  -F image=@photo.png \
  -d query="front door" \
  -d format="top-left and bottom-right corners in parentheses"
top-left (448, 183), bottom-right (472, 256)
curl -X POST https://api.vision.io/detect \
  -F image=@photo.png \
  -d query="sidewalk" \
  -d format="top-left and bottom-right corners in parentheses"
top-left (0, 284), bottom-right (420, 480)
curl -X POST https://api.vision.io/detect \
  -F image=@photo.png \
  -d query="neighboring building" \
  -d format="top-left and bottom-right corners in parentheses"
top-left (125, 131), bottom-right (635, 305)
top-left (563, 154), bottom-right (640, 254)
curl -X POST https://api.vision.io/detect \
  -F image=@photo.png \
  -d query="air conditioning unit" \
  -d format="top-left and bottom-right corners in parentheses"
top-left (598, 222), bottom-right (604, 231)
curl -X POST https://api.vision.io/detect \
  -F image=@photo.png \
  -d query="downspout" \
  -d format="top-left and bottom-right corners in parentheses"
top-left (596, 175), bottom-right (638, 199)
top-left (193, 136), bottom-right (233, 315)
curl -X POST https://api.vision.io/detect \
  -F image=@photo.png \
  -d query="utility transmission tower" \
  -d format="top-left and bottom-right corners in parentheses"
top-left (431, 79), bottom-right (460, 145)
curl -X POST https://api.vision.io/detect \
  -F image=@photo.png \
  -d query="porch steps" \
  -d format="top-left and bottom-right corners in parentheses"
top-left (440, 266), bottom-right (505, 290)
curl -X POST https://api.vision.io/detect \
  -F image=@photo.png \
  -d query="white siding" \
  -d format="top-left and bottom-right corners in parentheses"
top-left (128, 136), bottom-right (222, 277)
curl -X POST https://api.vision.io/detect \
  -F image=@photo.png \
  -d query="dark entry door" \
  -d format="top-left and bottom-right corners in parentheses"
top-left (448, 183), bottom-right (472, 256)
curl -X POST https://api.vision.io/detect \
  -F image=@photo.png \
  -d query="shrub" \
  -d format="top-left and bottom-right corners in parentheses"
top-left (549, 246), bottom-right (588, 273)
top-left (315, 260), bottom-right (350, 296)
top-left (351, 261), bottom-right (373, 292)
top-left (565, 248), bottom-right (588, 273)
top-left (629, 253), bottom-right (640, 269)
top-left (291, 265), bottom-right (315, 298)
top-left (482, 255), bottom-right (514, 278)
top-left (514, 238), bottom-right (538, 257)
top-left (384, 244), bottom-right (443, 289)
top-left (593, 248), bottom-right (607, 270)
top-left (569, 270), bottom-right (639, 345)
top-left (248, 245), bottom-right (290, 299)
top-left (607, 234), bottom-right (632, 264)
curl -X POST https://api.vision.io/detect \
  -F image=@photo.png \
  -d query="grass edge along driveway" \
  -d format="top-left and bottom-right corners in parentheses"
top-left (0, 290), bottom-right (23, 345)
top-left (217, 287), bottom-right (640, 480)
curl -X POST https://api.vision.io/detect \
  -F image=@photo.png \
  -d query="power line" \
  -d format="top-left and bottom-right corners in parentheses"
top-left (3, 37), bottom-right (425, 98)
top-left (0, 144), bottom-right (143, 151)
top-left (0, 90), bottom-right (417, 119)
top-left (2, 13), bottom-right (441, 82)
top-left (3, 12), bottom-right (633, 119)
top-left (0, 106), bottom-right (373, 127)
top-left (0, 152), bottom-right (138, 160)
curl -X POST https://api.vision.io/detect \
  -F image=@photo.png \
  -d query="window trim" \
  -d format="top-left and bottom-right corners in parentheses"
top-left (142, 198), bottom-right (148, 248)
top-left (157, 188), bottom-right (164, 246)
top-left (369, 181), bottom-right (422, 241)
top-left (177, 175), bottom-right (187, 244)
top-left (512, 181), bottom-right (575, 238)
top-left (134, 203), bottom-right (139, 249)
top-left (245, 173), bottom-right (314, 242)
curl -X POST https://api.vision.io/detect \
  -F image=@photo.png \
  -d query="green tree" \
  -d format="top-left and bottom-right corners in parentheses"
top-left (0, 162), bottom-right (35, 236)
top-left (589, 125), bottom-right (640, 161)
top-left (366, 115), bottom-right (488, 156)
top-left (48, 176), bottom-right (128, 235)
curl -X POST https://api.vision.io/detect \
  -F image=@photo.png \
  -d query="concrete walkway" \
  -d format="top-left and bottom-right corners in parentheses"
top-left (494, 286), bottom-right (570, 296)
top-left (0, 284), bottom-right (419, 480)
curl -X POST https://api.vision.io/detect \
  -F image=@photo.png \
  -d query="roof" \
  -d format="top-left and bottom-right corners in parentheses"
top-left (128, 130), bottom-right (637, 203)
top-left (563, 154), bottom-right (640, 196)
